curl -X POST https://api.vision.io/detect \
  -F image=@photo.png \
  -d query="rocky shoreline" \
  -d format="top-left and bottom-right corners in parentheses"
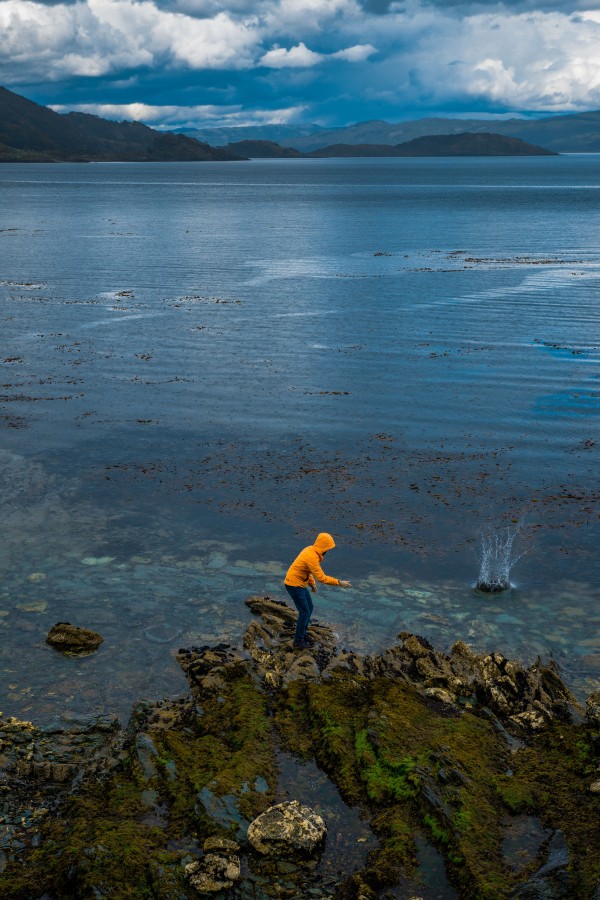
top-left (1, 596), bottom-right (599, 898)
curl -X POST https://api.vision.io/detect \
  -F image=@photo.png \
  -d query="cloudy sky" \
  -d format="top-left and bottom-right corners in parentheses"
top-left (2, 0), bottom-right (600, 129)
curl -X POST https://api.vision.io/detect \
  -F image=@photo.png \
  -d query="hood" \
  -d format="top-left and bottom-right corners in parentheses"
top-left (314, 532), bottom-right (336, 554)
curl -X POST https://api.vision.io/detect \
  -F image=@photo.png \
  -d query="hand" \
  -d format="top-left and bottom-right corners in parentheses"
top-left (310, 584), bottom-right (318, 593)
top-left (339, 580), bottom-right (352, 589)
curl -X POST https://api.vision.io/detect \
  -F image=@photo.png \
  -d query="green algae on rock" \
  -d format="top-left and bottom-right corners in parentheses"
top-left (0, 594), bottom-right (598, 898)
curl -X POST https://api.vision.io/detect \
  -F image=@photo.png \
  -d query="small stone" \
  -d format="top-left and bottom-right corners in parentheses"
top-left (589, 780), bottom-right (600, 794)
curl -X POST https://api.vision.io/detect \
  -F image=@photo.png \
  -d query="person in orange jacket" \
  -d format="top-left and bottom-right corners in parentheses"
top-left (284, 532), bottom-right (351, 650)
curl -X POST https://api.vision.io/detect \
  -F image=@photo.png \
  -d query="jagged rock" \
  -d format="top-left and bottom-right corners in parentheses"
top-left (0, 711), bottom-right (120, 866)
top-left (46, 622), bottom-right (103, 654)
top-left (586, 690), bottom-right (600, 727)
top-left (176, 644), bottom-right (247, 696)
top-left (375, 634), bottom-right (582, 729)
top-left (401, 633), bottom-right (434, 659)
top-left (247, 799), bottom-right (327, 856)
top-left (242, 596), bottom-right (337, 688)
top-left (238, 596), bottom-right (583, 730)
top-left (424, 686), bottom-right (457, 705)
top-left (321, 650), bottom-right (371, 679)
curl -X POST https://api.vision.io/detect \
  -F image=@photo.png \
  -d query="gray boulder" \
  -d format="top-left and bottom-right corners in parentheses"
top-left (247, 799), bottom-right (326, 856)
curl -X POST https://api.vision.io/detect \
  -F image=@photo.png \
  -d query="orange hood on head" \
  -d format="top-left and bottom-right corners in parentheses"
top-left (314, 532), bottom-right (336, 554)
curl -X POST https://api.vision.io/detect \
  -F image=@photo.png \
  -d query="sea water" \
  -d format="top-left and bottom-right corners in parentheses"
top-left (0, 156), bottom-right (599, 723)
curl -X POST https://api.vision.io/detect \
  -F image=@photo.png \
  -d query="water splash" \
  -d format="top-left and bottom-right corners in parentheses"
top-left (476, 524), bottom-right (526, 593)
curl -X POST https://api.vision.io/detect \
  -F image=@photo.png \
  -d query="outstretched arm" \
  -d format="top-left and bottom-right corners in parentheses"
top-left (307, 551), bottom-right (351, 588)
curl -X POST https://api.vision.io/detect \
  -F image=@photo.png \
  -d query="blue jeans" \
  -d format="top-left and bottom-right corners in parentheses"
top-left (285, 584), bottom-right (313, 643)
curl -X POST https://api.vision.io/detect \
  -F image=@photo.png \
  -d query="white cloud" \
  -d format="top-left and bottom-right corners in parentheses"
top-left (260, 40), bottom-right (377, 68)
top-left (332, 43), bottom-right (377, 62)
top-left (50, 100), bottom-right (308, 127)
top-left (4, 0), bottom-right (600, 117)
top-left (330, 3), bottom-right (600, 112)
top-left (0, 0), bottom-right (259, 81)
top-left (413, 9), bottom-right (600, 109)
top-left (260, 41), bottom-right (323, 67)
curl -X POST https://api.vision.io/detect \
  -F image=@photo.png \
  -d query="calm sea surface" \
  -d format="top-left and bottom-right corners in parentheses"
top-left (0, 156), bottom-right (599, 723)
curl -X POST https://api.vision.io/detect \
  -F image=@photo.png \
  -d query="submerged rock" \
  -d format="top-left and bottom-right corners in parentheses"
top-left (247, 800), bottom-right (327, 856)
top-left (196, 784), bottom-right (249, 840)
top-left (46, 622), bottom-right (104, 654)
top-left (510, 829), bottom-right (573, 898)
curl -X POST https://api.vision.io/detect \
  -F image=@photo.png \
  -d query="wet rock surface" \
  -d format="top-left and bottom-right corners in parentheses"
top-left (510, 829), bottom-right (573, 899)
top-left (0, 593), bottom-right (599, 898)
top-left (46, 622), bottom-right (104, 654)
top-left (0, 710), bottom-right (119, 875)
top-left (243, 596), bottom-right (584, 731)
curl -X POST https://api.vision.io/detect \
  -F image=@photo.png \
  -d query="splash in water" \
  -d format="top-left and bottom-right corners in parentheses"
top-left (476, 524), bottom-right (526, 592)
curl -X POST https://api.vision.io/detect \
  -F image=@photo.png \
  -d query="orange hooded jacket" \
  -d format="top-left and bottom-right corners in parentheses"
top-left (284, 533), bottom-right (340, 589)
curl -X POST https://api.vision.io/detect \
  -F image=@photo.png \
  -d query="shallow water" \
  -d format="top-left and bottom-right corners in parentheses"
top-left (1, 157), bottom-right (599, 724)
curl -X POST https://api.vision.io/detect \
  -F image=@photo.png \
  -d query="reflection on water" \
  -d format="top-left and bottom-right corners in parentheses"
top-left (1, 159), bottom-right (599, 725)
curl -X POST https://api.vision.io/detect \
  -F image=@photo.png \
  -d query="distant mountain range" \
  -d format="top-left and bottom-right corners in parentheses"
top-left (3, 85), bottom-right (600, 162)
top-left (310, 133), bottom-right (556, 157)
top-left (196, 111), bottom-right (600, 153)
top-left (224, 134), bottom-right (555, 158)
top-left (0, 87), bottom-right (244, 162)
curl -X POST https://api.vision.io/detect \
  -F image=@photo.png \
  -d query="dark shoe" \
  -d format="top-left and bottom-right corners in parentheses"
top-left (303, 635), bottom-right (316, 647)
top-left (293, 640), bottom-right (311, 651)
